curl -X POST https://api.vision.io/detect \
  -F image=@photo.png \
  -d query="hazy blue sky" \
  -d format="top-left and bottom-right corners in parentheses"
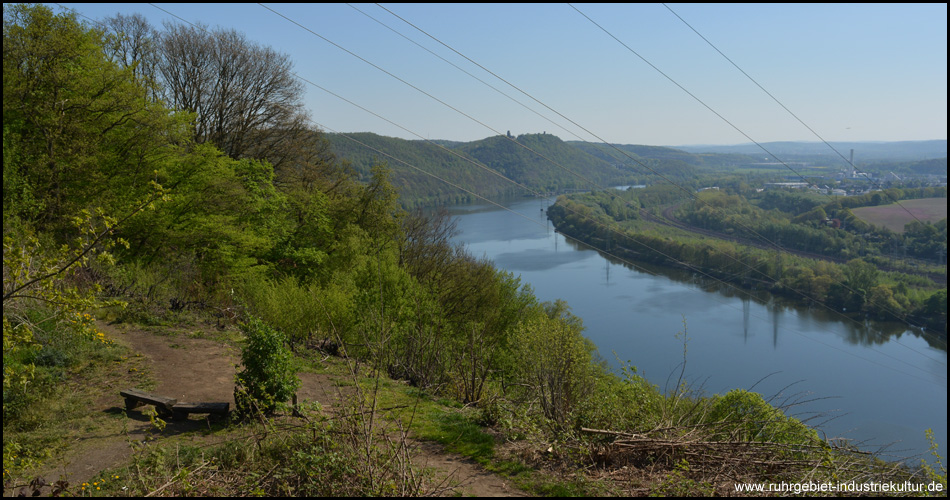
top-left (52, 3), bottom-right (947, 146)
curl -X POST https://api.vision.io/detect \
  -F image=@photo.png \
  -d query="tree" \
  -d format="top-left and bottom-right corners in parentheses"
top-left (841, 258), bottom-right (879, 306)
top-left (920, 290), bottom-right (947, 331)
top-left (512, 300), bottom-right (596, 428)
top-left (867, 284), bottom-right (904, 320)
top-left (3, 4), bottom-right (185, 227)
top-left (101, 12), bottom-right (161, 100)
top-left (122, 145), bottom-right (291, 286)
top-left (156, 22), bottom-right (317, 181)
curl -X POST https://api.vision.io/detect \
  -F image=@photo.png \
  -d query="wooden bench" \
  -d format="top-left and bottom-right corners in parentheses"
top-left (171, 402), bottom-right (230, 421)
top-left (120, 389), bottom-right (177, 419)
top-left (121, 389), bottom-right (230, 421)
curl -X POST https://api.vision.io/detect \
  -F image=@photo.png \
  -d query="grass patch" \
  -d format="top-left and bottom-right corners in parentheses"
top-left (331, 363), bottom-right (612, 496)
top-left (419, 412), bottom-right (496, 464)
top-left (3, 322), bottom-right (148, 479)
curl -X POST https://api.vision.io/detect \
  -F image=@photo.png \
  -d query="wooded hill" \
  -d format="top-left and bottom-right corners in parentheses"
top-left (568, 141), bottom-right (758, 171)
top-left (329, 132), bottom-right (905, 208)
top-left (327, 132), bottom-right (637, 207)
top-left (328, 132), bottom-right (776, 207)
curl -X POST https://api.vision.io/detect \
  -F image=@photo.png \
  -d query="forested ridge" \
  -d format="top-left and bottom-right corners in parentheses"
top-left (3, 5), bottom-right (945, 496)
top-left (547, 185), bottom-right (947, 332)
top-left (327, 131), bottom-right (634, 207)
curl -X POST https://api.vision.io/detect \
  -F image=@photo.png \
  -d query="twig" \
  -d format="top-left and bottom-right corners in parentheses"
top-left (144, 461), bottom-right (209, 497)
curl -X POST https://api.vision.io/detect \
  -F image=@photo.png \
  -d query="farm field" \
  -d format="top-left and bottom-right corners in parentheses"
top-left (852, 197), bottom-right (947, 232)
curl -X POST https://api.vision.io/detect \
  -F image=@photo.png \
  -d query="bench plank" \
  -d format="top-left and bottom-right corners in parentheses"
top-left (172, 402), bottom-right (229, 420)
top-left (120, 389), bottom-right (177, 418)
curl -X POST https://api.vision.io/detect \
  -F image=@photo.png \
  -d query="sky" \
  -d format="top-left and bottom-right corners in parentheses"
top-left (49, 3), bottom-right (948, 147)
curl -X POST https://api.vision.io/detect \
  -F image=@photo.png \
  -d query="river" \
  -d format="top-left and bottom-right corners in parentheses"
top-left (446, 195), bottom-right (947, 463)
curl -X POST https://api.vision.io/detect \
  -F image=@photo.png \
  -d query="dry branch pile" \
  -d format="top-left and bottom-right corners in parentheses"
top-left (579, 425), bottom-right (922, 495)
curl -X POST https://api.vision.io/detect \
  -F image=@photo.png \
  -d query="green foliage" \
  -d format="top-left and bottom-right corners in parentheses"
top-left (3, 302), bottom-right (124, 476)
top-left (549, 188), bottom-right (945, 329)
top-left (234, 317), bottom-right (300, 416)
top-left (326, 132), bottom-right (509, 207)
top-left (3, 3), bottom-right (186, 227)
top-left (755, 189), bottom-right (826, 214)
top-left (327, 132), bottom-right (631, 207)
top-left (444, 266), bottom-right (531, 405)
top-left (240, 276), bottom-right (326, 346)
top-left (457, 133), bottom-right (618, 193)
top-left (270, 182), bottom-right (332, 277)
top-left (707, 389), bottom-right (819, 445)
top-left (3, 207), bottom-right (133, 421)
top-left (125, 146), bottom-right (289, 285)
top-left (574, 360), bottom-right (663, 432)
top-left (841, 258), bottom-right (880, 310)
top-left (921, 290), bottom-right (947, 331)
top-left (903, 218), bottom-right (947, 260)
top-left (650, 459), bottom-right (714, 497)
top-left (921, 428), bottom-right (948, 490)
top-left (833, 186), bottom-right (946, 210)
top-left (511, 301), bottom-right (598, 429)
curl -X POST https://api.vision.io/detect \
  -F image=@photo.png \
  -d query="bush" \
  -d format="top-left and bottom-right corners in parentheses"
top-left (234, 317), bottom-right (300, 416)
top-left (707, 389), bottom-right (819, 445)
top-left (574, 364), bottom-right (663, 432)
top-left (511, 301), bottom-right (598, 429)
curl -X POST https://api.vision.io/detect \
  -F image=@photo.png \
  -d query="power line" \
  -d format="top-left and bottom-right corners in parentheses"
top-left (321, 127), bottom-right (946, 384)
top-left (139, 2), bottom-right (950, 360)
top-left (60, 3), bottom-right (946, 374)
top-left (368, 4), bottom-right (946, 355)
top-left (345, 3), bottom-right (590, 149)
top-left (249, 4), bottom-right (945, 375)
top-left (259, 3), bottom-right (604, 195)
top-left (661, 2), bottom-right (930, 228)
top-left (565, 3), bottom-right (946, 348)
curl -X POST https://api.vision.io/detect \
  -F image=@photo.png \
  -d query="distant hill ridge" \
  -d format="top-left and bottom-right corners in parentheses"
top-left (675, 140), bottom-right (947, 163)
top-left (326, 132), bottom-right (630, 207)
top-left (326, 133), bottom-right (947, 207)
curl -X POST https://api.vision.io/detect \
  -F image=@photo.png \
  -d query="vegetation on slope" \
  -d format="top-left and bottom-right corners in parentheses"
top-left (328, 132), bottom-right (636, 207)
top-left (4, 5), bottom-right (945, 496)
top-left (547, 185), bottom-right (947, 332)
top-left (325, 132), bottom-right (519, 207)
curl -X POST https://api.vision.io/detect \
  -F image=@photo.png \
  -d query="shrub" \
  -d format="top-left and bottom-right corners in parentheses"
top-left (511, 301), bottom-right (598, 429)
top-left (234, 317), bottom-right (300, 416)
top-left (574, 363), bottom-right (663, 432)
top-left (707, 389), bottom-right (819, 445)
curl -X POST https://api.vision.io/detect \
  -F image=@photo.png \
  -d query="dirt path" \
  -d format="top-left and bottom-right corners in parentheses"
top-left (28, 322), bottom-right (524, 497)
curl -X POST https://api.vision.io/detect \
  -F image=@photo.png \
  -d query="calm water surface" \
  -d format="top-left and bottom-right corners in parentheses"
top-left (447, 196), bottom-right (947, 462)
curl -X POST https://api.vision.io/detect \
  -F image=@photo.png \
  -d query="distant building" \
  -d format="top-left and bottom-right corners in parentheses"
top-left (823, 218), bottom-right (842, 229)
top-left (764, 182), bottom-right (810, 190)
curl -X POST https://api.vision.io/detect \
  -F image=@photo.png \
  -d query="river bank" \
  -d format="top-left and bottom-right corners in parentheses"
top-left (447, 195), bottom-right (947, 463)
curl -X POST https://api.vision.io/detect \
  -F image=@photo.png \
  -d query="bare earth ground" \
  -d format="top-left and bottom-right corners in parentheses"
top-left (24, 322), bottom-right (526, 497)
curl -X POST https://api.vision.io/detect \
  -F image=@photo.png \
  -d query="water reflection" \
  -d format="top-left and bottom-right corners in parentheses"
top-left (493, 248), bottom-right (589, 272)
top-left (446, 196), bottom-right (947, 459)
top-left (570, 236), bottom-right (945, 351)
